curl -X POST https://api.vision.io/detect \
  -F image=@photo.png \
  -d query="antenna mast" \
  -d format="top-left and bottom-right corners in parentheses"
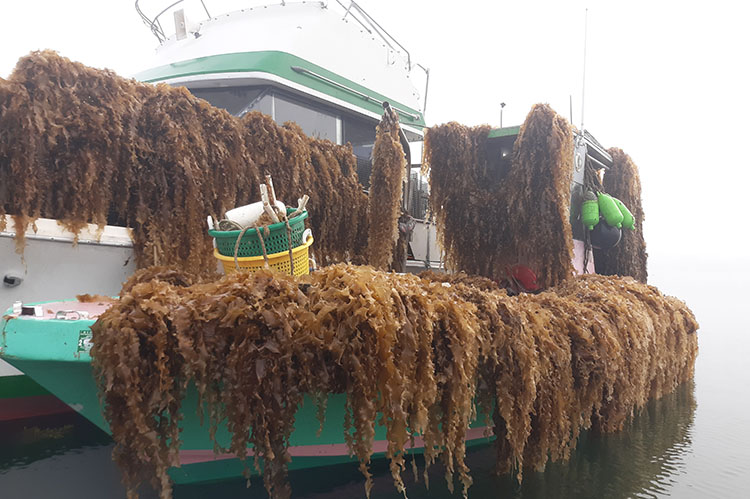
top-left (581, 8), bottom-right (589, 131)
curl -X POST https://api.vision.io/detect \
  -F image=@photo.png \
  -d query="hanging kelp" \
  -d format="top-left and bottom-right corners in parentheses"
top-left (92, 265), bottom-right (698, 499)
top-left (594, 148), bottom-right (648, 282)
top-left (241, 116), bottom-right (369, 265)
top-left (423, 104), bottom-right (575, 289)
top-left (506, 104), bottom-right (575, 286)
top-left (0, 51), bottom-right (369, 273)
top-left (367, 105), bottom-right (406, 269)
top-left (423, 122), bottom-right (494, 275)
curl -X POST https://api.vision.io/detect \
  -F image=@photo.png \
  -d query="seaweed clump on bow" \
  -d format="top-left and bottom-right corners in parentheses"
top-left (91, 265), bottom-right (698, 499)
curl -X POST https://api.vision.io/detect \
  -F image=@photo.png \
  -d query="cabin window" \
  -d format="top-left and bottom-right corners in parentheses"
top-left (188, 86), bottom-right (265, 116)
top-left (342, 116), bottom-right (377, 187)
top-left (343, 116), bottom-right (376, 147)
top-left (409, 169), bottom-right (430, 220)
top-left (273, 94), bottom-right (338, 143)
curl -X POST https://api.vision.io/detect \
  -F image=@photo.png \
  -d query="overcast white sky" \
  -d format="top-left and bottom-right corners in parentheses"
top-left (1, 0), bottom-right (749, 265)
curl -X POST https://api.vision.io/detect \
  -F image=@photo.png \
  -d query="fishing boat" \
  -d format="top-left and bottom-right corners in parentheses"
top-left (0, 0), bottom-right (626, 483)
top-left (0, 0), bottom-right (434, 415)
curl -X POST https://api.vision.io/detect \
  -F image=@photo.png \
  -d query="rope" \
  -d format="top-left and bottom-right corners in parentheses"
top-left (232, 225), bottom-right (270, 271)
top-left (254, 225), bottom-right (271, 269)
top-left (581, 157), bottom-right (600, 274)
top-left (218, 219), bottom-right (242, 231)
top-left (582, 227), bottom-right (592, 274)
top-left (285, 218), bottom-right (295, 276)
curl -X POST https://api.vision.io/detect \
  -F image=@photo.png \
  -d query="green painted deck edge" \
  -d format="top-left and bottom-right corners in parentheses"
top-left (488, 125), bottom-right (521, 138)
top-left (1, 316), bottom-right (95, 363)
top-left (134, 50), bottom-right (426, 128)
top-left (0, 374), bottom-right (51, 398)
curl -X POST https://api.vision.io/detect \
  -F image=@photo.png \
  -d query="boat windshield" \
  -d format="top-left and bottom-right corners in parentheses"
top-left (189, 86), bottom-right (266, 116)
top-left (189, 86), bottom-right (339, 142)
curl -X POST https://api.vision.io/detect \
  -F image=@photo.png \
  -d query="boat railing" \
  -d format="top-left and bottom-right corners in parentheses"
top-left (135, 0), bottom-right (212, 43)
top-left (335, 0), bottom-right (411, 69)
top-left (334, 1), bottom-right (430, 112)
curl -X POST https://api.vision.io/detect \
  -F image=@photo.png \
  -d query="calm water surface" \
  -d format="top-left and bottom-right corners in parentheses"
top-left (1, 255), bottom-right (748, 498)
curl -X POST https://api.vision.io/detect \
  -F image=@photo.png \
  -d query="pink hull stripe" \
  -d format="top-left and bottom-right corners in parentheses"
top-left (179, 426), bottom-right (492, 465)
top-left (0, 395), bottom-right (73, 422)
top-left (5, 300), bottom-right (112, 321)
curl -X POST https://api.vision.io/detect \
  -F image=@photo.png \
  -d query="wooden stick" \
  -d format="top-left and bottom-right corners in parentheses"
top-left (289, 195), bottom-right (309, 218)
top-left (260, 184), bottom-right (280, 223)
top-left (265, 175), bottom-right (277, 206)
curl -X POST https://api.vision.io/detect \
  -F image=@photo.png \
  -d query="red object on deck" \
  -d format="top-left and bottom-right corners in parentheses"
top-left (510, 264), bottom-right (541, 292)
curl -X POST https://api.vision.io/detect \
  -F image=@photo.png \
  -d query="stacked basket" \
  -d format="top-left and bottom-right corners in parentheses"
top-left (210, 208), bottom-right (312, 276)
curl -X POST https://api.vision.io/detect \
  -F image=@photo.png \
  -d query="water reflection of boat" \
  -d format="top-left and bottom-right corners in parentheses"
top-left (0, 380), bottom-right (697, 498)
top-left (487, 381), bottom-right (697, 499)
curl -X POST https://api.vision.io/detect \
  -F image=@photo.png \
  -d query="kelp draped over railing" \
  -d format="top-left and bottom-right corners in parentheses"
top-left (0, 51), bottom-right (369, 272)
top-left (91, 265), bottom-right (698, 499)
top-left (423, 104), bottom-right (575, 288)
top-left (594, 148), bottom-right (648, 282)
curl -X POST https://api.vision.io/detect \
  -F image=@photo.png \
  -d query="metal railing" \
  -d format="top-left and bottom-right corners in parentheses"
top-left (135, 0), bottom-right (211, 43)
top-left (335, 0), bottom-right (411, 69)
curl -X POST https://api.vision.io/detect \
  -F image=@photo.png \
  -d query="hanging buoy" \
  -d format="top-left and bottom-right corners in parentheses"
top-left (613, 197), bottom-right (635, 230)
top-left (590, 217), bottom-right (622, 249)
top-left (598, 193), bottom-right (624, 228)
top-left (581, 190), bottom-right (600, 230)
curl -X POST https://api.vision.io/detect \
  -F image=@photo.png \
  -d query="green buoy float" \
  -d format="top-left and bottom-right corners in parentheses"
top-left (612, 197), bottom-right (635, 230)
top-left (598, 193), bottom-right (624, 228)
top-left (581, 190), bottom-right (600, 230)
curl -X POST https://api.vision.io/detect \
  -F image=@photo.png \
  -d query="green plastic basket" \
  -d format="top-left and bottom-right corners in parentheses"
top-left (210, 208), bottom-right (308, 258)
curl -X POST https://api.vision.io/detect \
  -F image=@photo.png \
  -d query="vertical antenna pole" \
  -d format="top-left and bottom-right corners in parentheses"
top-left (581, 8), bottom-right (589, 131)
top-left (570, 95), bottom-right (573, 124)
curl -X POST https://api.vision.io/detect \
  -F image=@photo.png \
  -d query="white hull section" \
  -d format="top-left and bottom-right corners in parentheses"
top-left (1, 216), bottom-right (135, 309)
top-left (407, 219), bottom-right (442, 270)
top-left (0, 361), bottom-right (22, 377)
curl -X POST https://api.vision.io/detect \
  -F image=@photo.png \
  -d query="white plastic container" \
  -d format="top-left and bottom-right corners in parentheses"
top-left (225, 200), bottom-right (286, 227)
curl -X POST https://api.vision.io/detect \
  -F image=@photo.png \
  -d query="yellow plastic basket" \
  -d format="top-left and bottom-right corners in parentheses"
top-left (215, 236), bottom-right (313, 276)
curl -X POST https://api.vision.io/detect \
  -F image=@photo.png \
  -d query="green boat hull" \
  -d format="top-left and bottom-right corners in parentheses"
top-left (1, 304), bottom-right (493, 484)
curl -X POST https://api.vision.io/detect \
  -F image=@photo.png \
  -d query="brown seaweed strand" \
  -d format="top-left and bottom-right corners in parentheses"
top-left (367, 106), bottom-right (405, 270)
top-left (505, 104), bottom-right (575, 287)
top-left (90, 275), bottom-right (188, 498)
